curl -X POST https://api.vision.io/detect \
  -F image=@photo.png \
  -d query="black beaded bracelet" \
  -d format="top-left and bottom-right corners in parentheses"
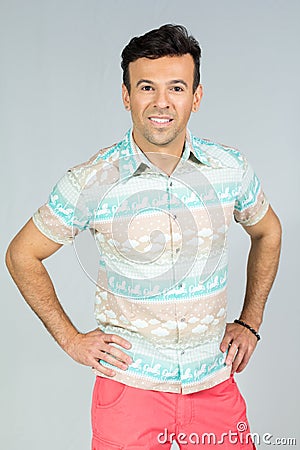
top-left (234, 319), bottom-right (261, 341)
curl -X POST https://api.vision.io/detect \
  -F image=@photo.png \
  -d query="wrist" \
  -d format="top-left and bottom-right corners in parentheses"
top-left (234, 319), bottom-right (261, 341)
top-left (239, 314), bottom-right (262, 332)
top-left (61, 329), bottom-right (81, 353)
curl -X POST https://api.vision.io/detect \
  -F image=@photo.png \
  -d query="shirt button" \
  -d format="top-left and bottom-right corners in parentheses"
top-left (181, 350), bottom-right (185, 355)
top-left (180, 317), bottom-right (186, 322)
top-left (173, 214), bottom-right (177, 220)
top-left (169, 181), bottom-right (173, 186)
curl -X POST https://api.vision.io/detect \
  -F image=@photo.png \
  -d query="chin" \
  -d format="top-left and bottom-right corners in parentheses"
top-left (147, 131), bottom-right (179, 146)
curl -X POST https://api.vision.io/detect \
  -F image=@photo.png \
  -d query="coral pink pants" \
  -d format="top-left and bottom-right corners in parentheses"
top-left (91, 374), bottom-right (256, 449)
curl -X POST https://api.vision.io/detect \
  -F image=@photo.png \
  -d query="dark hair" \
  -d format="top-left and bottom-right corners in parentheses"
top-left (121, 24), bottom-right (201, 93)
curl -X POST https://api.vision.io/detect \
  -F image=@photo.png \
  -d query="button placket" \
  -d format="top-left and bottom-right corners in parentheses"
top-left (166, 177), bottom-right (177, 288)
top-left (168, 177), bottom-right (187, 375)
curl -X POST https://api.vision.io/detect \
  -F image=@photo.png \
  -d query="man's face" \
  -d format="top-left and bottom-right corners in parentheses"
top-left (122, 54), bottom-right (203, 152)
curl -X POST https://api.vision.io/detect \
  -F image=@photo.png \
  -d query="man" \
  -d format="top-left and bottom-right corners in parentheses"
top-left (6, 24), bottom-right (281, 449)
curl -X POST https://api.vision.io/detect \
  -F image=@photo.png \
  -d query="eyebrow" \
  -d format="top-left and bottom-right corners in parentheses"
top-left (169, 79), bottom-right (188, 88)
top-left (136, 79), bottom-right (154, 87)
top-left (136, 79), bottom-right (188, 88)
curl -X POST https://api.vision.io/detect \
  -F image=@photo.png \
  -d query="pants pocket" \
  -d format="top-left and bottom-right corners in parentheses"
top-left (94, 376), bottom-right (128, 408)
top-left (91, 376), bottom-right (129, 442)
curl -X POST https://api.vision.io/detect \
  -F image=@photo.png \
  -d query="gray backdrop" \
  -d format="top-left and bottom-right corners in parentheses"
top-left (1, 1), bottom-right (299, 449)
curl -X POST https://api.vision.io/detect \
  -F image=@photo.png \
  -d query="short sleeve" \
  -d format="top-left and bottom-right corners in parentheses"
top-left (233, 158), bottom-right (269, 226)
top-left (32, 170), bottom-right (91, 244)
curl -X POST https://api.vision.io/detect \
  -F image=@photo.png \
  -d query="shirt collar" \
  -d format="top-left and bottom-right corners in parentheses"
top-left (118, 128), bottom-right (221, 180)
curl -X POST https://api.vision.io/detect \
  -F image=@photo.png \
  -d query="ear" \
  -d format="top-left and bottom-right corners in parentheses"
top-left (122, 83), bottom-right (131, 111)
top-left (192, 84), bottom-right (203, 112)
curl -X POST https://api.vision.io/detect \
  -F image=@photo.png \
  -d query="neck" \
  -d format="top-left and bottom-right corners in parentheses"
top-left (132, 129), bottom-right (186, 176)
top-left (132, 127), bottom-right (186, 158)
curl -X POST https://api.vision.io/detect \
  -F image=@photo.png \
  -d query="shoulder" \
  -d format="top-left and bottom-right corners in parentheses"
top-left (191, 133), bottom-right (248, 170)
top-left (66, 133), bottom-right (129, 189)
top-left (70, 141), bottom-right (121, 173)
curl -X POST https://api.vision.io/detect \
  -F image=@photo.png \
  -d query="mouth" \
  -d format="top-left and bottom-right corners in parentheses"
top-left (148, 116), bottom-right (174, 127)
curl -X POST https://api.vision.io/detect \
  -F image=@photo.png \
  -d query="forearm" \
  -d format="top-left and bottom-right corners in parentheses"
top-left (239, 233), bottom-right (281, 330)
top-left (6, 249), bottom-right (79, 351)
top-left (6, 245), bottom-right (132, 376)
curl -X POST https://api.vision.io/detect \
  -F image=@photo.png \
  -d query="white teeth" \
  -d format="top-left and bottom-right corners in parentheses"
top-left (150, 118), bottom-right (171, 123)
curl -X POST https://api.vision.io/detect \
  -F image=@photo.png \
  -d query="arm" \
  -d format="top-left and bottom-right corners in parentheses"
top-left (6, 219), bottom-right (132, 376)
top-left (220, 205), bottom-right (282, 373)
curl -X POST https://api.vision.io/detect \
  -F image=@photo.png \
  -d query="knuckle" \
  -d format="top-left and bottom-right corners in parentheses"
top-left (102, 333), bottom-right (110, 342)
top-left (229, 340), bottom-right (238, 349)
top-left (248, 345), bottom-right (255, 353)
top-left (238, 341), bottom-right (247, 350)
top-left (225, 328), bottom-right (233, 336)
top-left (109, 334), bottom-right (118, 342)
top-left (97, 334), bottom-right (105, 344)
top-left (116, 362), bottom-right (125, 370)
top-left (100, 351), bottom-right (110, 361)
top-left (245, 349), bottom-right (253, 359)
top-left (242, 356), bottom-right (249, 366)
top-left (107, 371), bottom-right (116, 377)
top-left (100, 344), bottom-right (109, 354)
top-left (228, 346), bottom-right (236, 354)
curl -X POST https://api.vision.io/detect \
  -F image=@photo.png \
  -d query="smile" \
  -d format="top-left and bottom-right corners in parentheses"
top-left (148, 117), bottom-right (173, 126)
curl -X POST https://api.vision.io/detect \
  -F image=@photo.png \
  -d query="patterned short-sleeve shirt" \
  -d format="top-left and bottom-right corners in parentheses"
top-left (33, 128), bottom-right (269, 394)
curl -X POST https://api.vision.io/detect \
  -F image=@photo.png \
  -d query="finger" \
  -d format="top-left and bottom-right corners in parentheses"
top-left (235, 360), bottom-right (247, 373)
top-left (100, 343), bottom-right (133, 365)
top-left (98, 351), bottom-right (130, 371)
top-left (104, 333), bottom-right (132, 349)
top-left (91, 359), bottom-right (116, 377)
top-left (225, 342), bottom-right (238, 366)
top-left (220, 331), bottom-right (233, 353)
top-left (231, 347), bottom-right (246, 373)
top-left (235, 350), bottom-right (252, 373)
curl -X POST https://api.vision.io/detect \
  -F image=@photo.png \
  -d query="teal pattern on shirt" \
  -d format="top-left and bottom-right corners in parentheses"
top-left (32, 128), bottom-right (269, 394)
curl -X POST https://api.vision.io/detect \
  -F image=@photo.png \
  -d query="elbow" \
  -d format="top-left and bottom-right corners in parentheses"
top-left (5, 239), bottom-right (24, 275)
top-left (249, 210), bottom-right (282, 248)
top-left (5, 242), bottom-right (16, 275)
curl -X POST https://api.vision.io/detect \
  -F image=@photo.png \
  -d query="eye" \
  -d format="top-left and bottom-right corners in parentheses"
top-left (141, 85), bottom-right (154, 91)
top-left (171, 86), bottom-right (184, 92)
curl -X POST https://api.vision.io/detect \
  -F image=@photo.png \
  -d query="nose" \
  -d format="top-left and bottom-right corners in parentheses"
top-left (153, 89), bottom-right (170, 109)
